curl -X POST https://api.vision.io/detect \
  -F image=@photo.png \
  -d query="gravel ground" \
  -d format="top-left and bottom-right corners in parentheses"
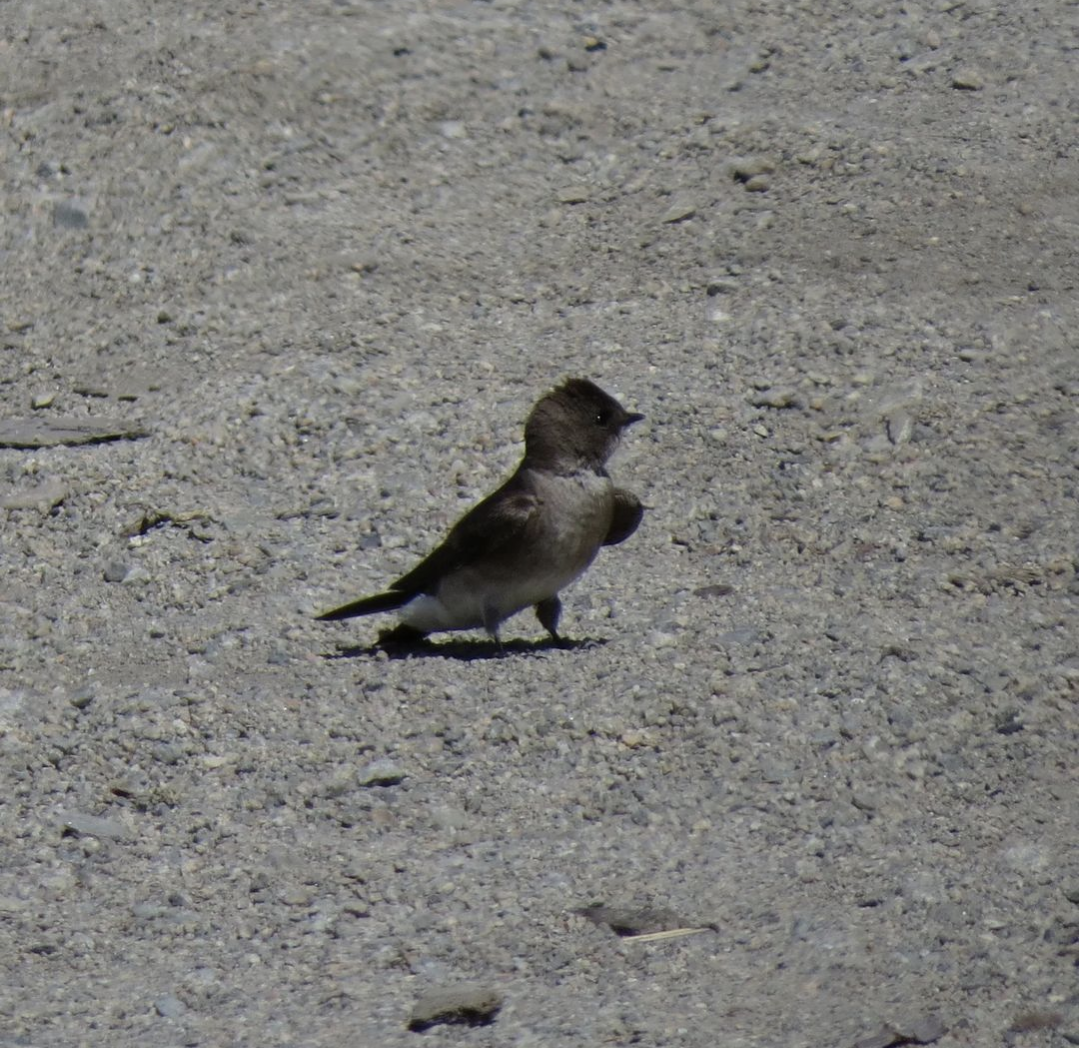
top-left (2, 2), bottom-right (1078, 1046)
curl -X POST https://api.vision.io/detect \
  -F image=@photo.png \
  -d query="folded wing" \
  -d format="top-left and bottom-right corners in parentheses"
top-left (603, 488), bottom-right (643, 546)
top-left (391, 473), bottom-right (540, 594)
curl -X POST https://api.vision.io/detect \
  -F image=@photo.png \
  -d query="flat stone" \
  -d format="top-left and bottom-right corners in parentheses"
top-left (575, 903), bottom-right (684, 936)
top-left (53, 201), bottom-right (89, 228)
top-left (155, 994), bottom-right (186, 1019)
top-left (660, 200), bottom-right (697, 224)
top-left (1, 482), bottom-right (69, 511)
top-left (907, 1016), bottom-right (947, 1043)
top-left (557, 186), bottom-right (590, 204)
top-left (408, 982), bottom-right (503, 1031)
top-left (749, 388), bottom-right (801, 409)
top-left (57, 811), bottom-right (130, 840)
top-left (694, 583), bottom-right (733, 599)
top-left (854, 1015), bottom-right (946, 1048)
top-left (730, 156), bottom-right (775, 182)
top-left (952, 68), bottom-right (984, 90)
top-left (358, 758), bottom-right (405, 787)
top-left (0, 417), bottom-right (148, 448)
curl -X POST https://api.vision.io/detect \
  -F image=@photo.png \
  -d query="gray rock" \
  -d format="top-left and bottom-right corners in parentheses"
top-left (57, 812), bottom-right (130, 840)
top-left (1, 483), bottom-right (68, 511)
top-left (53, 201), bottom-right (89, 229)
top-left (0, 417), bottom-right (148, 448)
top-left (854, 1016), bottom-right (946, 1048)
top-left (659, 200), bottom-right (697, 224)
top-left (952, 68), bottom-right (984, 90)
top-left (408, 983), bottom-right (503, 1031)
top-left (357, 758), bottom-right (405, 787)
top-left (103, 561), bottom-right (130, 583)
top-left (749, 388), bottom-right (801, 409)
top-left (154, 994), bottom-right (186, 1019)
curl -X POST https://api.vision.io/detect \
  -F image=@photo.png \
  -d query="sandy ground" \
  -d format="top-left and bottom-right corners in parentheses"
top-left (2, 2), bottom-right (1078, 1045)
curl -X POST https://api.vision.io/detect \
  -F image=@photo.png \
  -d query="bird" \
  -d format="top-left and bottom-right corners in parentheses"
top-left (317, 377), bottom-right (644, 646)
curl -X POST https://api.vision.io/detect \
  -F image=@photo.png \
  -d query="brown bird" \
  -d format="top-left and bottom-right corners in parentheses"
top-left (317, 378), bottom-right (644, 645)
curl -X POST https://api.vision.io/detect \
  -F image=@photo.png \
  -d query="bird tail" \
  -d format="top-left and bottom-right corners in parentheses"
top-left (316, 589), bottom-right (411, 621)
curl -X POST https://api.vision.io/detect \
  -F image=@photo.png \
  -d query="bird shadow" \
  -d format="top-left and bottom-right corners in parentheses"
top-left (321, 635), bottom-right (608, 662)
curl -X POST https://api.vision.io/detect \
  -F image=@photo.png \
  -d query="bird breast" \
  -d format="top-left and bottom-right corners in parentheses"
top-left (529, 468), bottom-right (614, 572)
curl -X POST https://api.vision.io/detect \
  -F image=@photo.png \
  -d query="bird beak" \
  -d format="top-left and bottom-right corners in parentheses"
top-left (624, 411), bottom-right (645, 426)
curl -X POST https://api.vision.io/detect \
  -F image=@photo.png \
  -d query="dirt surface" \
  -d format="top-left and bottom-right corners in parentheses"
top-left (2, 2), bottom-right (1078, 1045)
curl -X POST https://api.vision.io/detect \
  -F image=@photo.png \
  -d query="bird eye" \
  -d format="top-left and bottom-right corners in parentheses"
top-left (595, 408), bottom-right (612, 426)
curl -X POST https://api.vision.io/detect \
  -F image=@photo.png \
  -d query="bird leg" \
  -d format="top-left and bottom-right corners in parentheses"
top-left (535, 596), bottom-right (566, 645)
top-left (482, 602), bottom-right (505, 651)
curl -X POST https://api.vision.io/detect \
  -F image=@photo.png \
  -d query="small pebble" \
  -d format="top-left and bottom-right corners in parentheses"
top-left (749, 388), bottom-right (800, 409)
top-left (660, 201), bottom-right (697, 224)
top-left (58, 811), bottom-right (129, 840)
top-left (68, 689), bottom-right (94, 710)
top-left (103, 561), bottom-right (130, 583)
top-left (730, 156), bottom-right (775, 182)
top-left (358, 758), bottom-right (405, 787)
top-left (885, 410), bottom-right (913, 446)
top-left (557, 187), bottom-right (590, 204)
top-left (155, 994), bottom-right (186, 1019)
top-left (952, 68), bottom-right (984, 90)
top-left (53, 202), bottom-right (89, 229)
top-left (693, 583), bottom-right (733, 599)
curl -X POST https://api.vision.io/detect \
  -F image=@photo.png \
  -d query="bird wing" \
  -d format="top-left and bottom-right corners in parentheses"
top-left (389, 471), bottom-right (540, 596)
top-left (603, 488), bottom-right (643, 546)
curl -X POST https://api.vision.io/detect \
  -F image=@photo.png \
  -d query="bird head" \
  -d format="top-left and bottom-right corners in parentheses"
top-left (524, 378), bottom-right (644, 470)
